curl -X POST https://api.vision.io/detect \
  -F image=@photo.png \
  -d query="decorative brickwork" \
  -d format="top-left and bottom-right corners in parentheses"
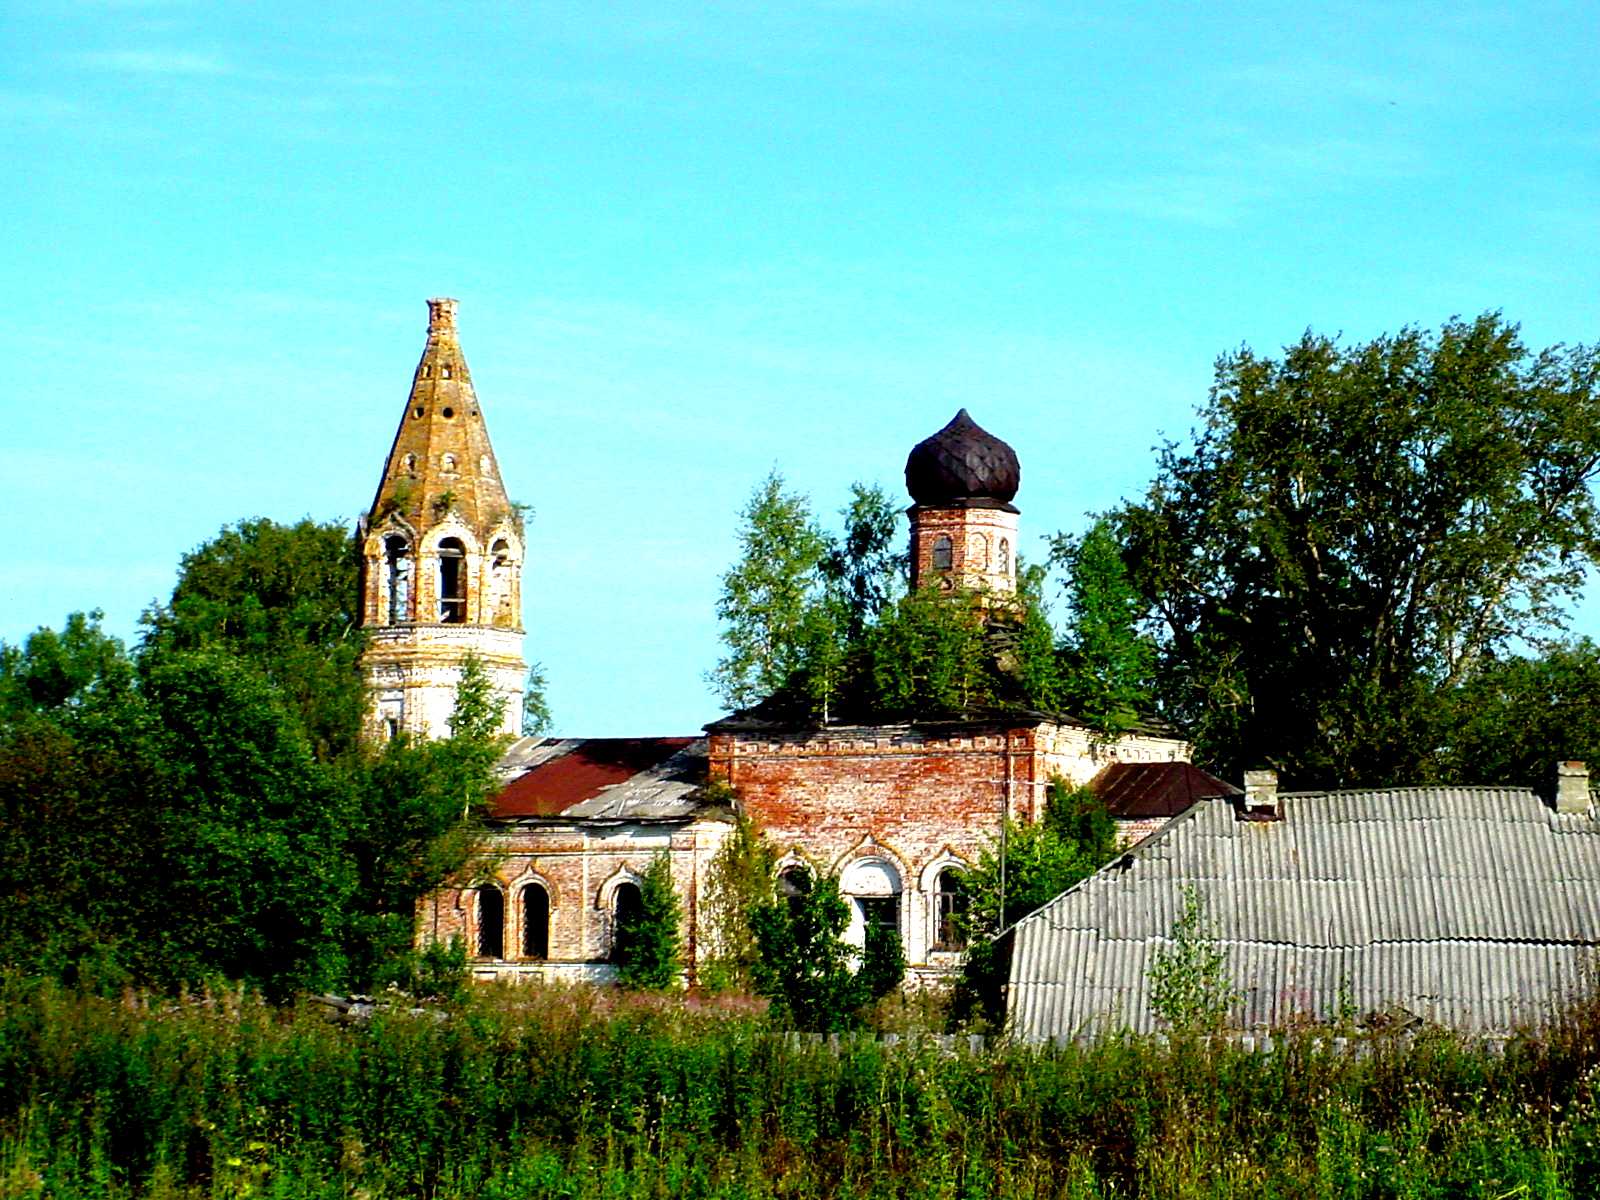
top-left (359, 299), bottom-right (525, 740)
top-left (908, 504), bottom-right (1020, 596)
top-left (707, 720), bottom-right (1189, 978)
top-left (417, 817), bottom-right (732, 985)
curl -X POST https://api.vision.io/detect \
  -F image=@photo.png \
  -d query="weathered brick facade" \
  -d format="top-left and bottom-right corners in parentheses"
top-left (379, 326), bottom-right (1220, 987)
top-left (418, 812), bottom-right (732, 985)
top-left (706, 720), bottom-right (1188, 978)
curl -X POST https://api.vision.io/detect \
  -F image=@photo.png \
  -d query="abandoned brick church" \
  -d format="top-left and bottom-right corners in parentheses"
top-left (362, 299), bottom-right (1233, 985)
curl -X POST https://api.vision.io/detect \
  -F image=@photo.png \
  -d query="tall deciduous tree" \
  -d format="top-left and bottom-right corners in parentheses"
top-left (1, 516), bottom-right (511, 997)
top-left (711, 472), bottom-right (829, 710)
top-left (140, 518), bottom-right (366, 760)
top-left (1436, 640), bottom-right (1600, 787)
top-left (1052, 519), bottom-right (1154, 738)
top-left (823, 483), bottom-right (906, 637)
top-left (1116, 315), bottom-right (1600, 787)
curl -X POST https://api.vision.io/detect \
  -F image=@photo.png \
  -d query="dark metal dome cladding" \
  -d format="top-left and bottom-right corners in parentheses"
top-left (904, 408), bottom-right (1020, 507)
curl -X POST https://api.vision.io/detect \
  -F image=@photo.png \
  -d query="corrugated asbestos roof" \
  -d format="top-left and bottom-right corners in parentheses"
top-left (1007, 785), bottom-right (1600, 1039)
top-left (1092, 761), bottom-right (1241, 819)
top-left (491, 737), bottom-right (706, 821)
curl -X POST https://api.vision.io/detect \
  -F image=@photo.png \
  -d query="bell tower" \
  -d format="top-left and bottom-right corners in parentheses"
top-left (903, 408), bottom-right (1021, 597)
top-left (358, 298), bottom-right (526, 741)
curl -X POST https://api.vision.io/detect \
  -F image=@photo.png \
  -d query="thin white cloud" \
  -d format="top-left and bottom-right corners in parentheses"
top-left (73, 48), bottom-right (233, 76)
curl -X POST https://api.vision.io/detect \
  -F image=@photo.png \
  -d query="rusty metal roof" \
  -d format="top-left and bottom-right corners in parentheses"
top-left (491, 737), bottom-right (703, 820)
top-left (1092, 761), bottom-right (1241, 819)
top-left (1007, 784), bottom-right (1600, 1039)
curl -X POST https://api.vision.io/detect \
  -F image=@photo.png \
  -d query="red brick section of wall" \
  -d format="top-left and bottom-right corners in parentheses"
top-left (712, 727), bottom-right (1049, 881)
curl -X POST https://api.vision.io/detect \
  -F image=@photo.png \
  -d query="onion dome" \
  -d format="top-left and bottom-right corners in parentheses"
top-left (904, 409), bottom-right (1020, 508)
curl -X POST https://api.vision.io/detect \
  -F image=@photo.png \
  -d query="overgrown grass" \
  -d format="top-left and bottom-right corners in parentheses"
top-left (7, 973), bottom-right (1600, 1197)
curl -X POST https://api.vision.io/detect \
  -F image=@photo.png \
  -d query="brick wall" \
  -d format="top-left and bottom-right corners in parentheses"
top-left (417, 817), bottom-right (732, 984)
top-left (709, 719), bottom-right (1188, 972)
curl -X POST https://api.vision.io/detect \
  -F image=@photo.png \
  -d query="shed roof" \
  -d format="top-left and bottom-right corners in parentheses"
top-left (1092, 761), bottom-right (1241, 819)
top-left (491, 737), bottom-right (706, 821)
top-left (1007, 784), bottom-right (1600, 1039)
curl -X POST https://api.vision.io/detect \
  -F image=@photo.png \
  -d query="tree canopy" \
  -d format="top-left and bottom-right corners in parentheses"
top-left (711, 475), bottom-right (1075, 724)
top-left (0, 519), bottom-right (505, 997)
top-left (1113, 314), bottom-right (1600, 788)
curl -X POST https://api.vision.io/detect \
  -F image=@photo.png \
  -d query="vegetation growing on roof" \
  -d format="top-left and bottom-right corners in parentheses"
top-left (710, 475), bottom-right (1152, 731)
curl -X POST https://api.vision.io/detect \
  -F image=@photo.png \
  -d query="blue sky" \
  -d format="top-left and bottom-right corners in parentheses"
top-left (5, 1), bottom-right (1598, 735)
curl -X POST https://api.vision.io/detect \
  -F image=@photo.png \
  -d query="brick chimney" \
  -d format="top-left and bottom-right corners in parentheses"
top-left (1243, 769), bottom-right (1280, 819)
top-left (1556, 761), bottom-right (1590, 815)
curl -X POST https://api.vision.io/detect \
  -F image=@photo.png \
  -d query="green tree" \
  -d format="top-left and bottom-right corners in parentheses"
top-left (823, 483), bottom-right (906, 638)
top-left (1436, 640), bottom-right (1600, 786)
top-left (865, 586), bottom-right (994, 716)
top-left (1147, 885), bottom-right (1240, 1036)
top-left (1116, 315), bottom-right (1600, 788)
top-left (856, 922), bottom-right (907, 1003)
top-left (615, 852), bottom-right (683, 990)
top-left (0, 614), bottom-right (155, 984)
top-left (699, 803), bottom-right (778, 992)
top-left (140, 518), bottom-right (366, 761)
top-left (711, 472), bottom-right (829, 710)
top-left (1010, 561), bottom-right (1066, 712)
top-left (953, 779), bottom-right (1119, 1025)
top-left (1052, 518), bottom-right (1154, 738)
top-left (522, 660), bottom-right (552, 737)
top-left (0, 516), bottom-right (510, 996)
top-left (749, 872), bottom-right (865, 1032)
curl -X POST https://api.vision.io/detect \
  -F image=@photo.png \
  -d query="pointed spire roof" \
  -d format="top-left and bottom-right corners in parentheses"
top-left (368, 298), bottom-right (514, 537)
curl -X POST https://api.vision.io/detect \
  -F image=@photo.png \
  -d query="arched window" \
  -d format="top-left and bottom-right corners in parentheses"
top-left (489, 538), bottom-right (514, 627)
top-left (610, 881), bottom-right (643, 964)
top-left (970, 533), bottom-right (989, 569)
top-left (438, 538), bottom-right (466, 623)
top-left (933, 868), bottom-right (969, 951)
top-left (476, 885), bottom-right (504, 959)
top-left (777, 865), bottom-right (812, 917)
top-left (522, 882), bottom-right (550, 960)
top-left (840, 858), bottom-right (902, 952)
top-left (998, 539), bottom-right (1011, 576)
top-left (932, 535), bottom-right (953, 571)
top-left (384, 535), bottom-right (411, 624)
top-left (441, 363), bottom-right (452, 379)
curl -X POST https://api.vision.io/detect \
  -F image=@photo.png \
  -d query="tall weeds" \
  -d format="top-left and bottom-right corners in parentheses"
top-left (3, 972), bottom-right (1599, 1197)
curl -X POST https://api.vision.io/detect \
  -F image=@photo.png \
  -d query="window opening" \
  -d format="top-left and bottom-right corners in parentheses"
top-left (438, 538), bottom-right (466, 623)
top-left (522, 882), bottom-right (550, 960)
top-left (476, 885), bottom-right (504, 959)
top-left (857, 895), bottom-right (900, 936)
top-left (933, 868), bottom-right (969, 951)
top-left (489, 539), bottom-right (514, 627)
top-left (610, 881), bottom-right (643, 964)
top-left (998, 539), bottom-right (1011, 576)
top-left (932, 534), bottom-right (953, 571)
top-left (441, 364), bottom-right (452, 379)
top-left (384, 535), bottom-right (411, 624)
top-left (777, 866), bottom-right (812, 917)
